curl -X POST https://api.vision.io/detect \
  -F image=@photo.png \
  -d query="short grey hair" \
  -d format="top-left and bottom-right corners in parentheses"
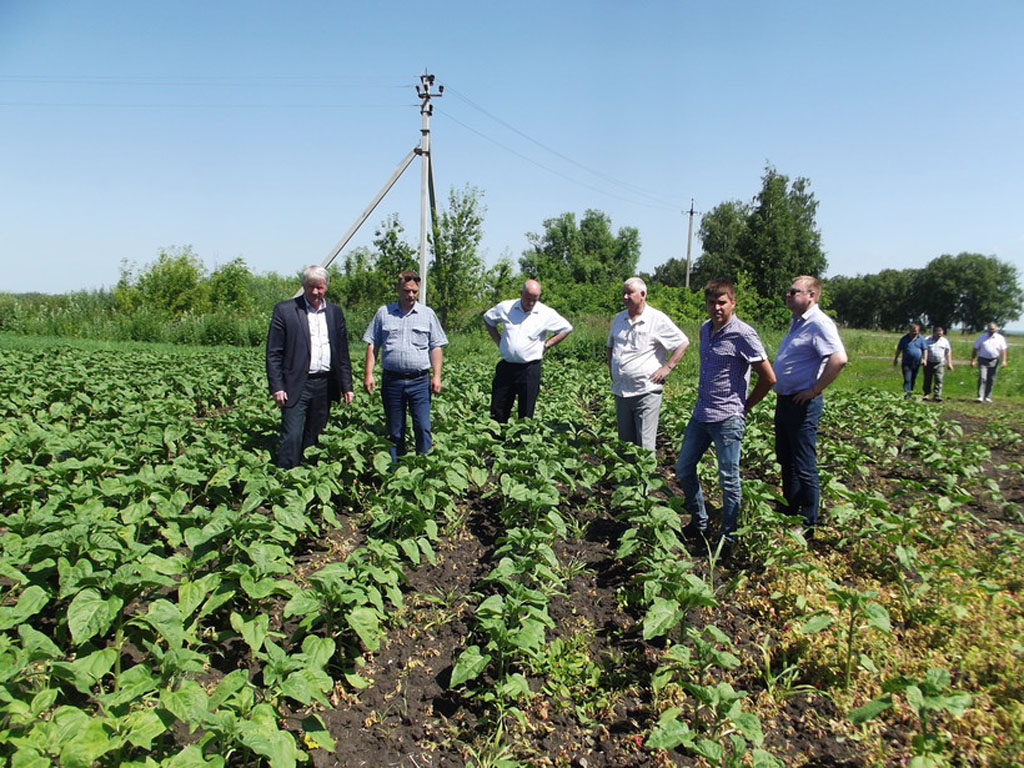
top-left (624, 276), bottom-right (646, 294)
top-left (302, 265), bottom-right (329, 286)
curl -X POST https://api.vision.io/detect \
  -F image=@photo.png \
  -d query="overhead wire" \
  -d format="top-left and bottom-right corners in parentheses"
top-left (445, 87), bottom-right (689, 209)
top-left (436, 107), bottom-right (679, 212)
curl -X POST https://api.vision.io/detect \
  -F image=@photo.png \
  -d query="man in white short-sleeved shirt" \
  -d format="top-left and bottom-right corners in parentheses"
top-left (606, 277), bottom-right (689, 451)
top-left (970, 322), bottom-right (1009, 402)
top-left (483, 279), bottom-right (573, 422)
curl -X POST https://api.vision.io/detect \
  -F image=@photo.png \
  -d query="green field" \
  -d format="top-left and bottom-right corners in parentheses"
top-left (0, 332), bottom-right (1021, 767)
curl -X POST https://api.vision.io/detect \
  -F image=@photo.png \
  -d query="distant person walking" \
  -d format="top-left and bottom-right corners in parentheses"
top-left (922, 325), bottom-right (953, 402)
top-left (607, 277), bottom-right (689, 451)
top-left (265, 265), bottom-right (354, 469)
top-left (483, 279), bottom-right (573, 422)
top-left (675, 280), bottom-right (775, 555)
top-left (894, 323), bottom-right (929, 399)
top-left (970, 322), bottom-right (1009, 402)
top-left (363, 271), bottom-right (448, 460)
top-left (772, 276), bottom-right (847, 536)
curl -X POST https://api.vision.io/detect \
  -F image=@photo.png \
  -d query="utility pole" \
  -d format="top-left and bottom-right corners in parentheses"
top-left (684, 199), bottom-right (696, 289)
top-left (416, 72), bottom-right (443, 304)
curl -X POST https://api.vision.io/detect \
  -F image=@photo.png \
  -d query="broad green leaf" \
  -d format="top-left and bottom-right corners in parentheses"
top-left (19, 623), bottom-right (63, 660)
top-left (165, 745), bottom-right (226, 767)
top-left (142, 599), bottom-right (185, 649)
top-left (230, 612), bottom-right (268, 655)
top-left (121, 708), bottom-right (171, 749)
top-left (52, 648), bottom-right (117, 694)
top-left (347, 606), bottom-right (381, 651)
top-left (751, 748), bottom-right (785, 768)
top-left (694, 738), bottom-right (724, 762)
top-left (238, 703), bottom-right (301, 768)
top-left (300, 714), bottom-right (336, 751)
top-left (642, 597), bottom-right (681, 640)
top-left (67, 588), bottom-right (123, 645)
top-left (799, 613), bottom-right (834, 634)
top-left (645, 707), bottom-right (694, 750)
top-left (177, 574), bottom-right (220, 618)
top-left (450, 645), bottom-right (490, 687)
top-left (863, 601), bottom-right (891, 634)
top-left (732, 711), bottom-right (765, 746)
top-left (103, 663), bottom-right (159, 709)
top-left (849, 695), bottom-right (893, 723)
top-left (0, 585), bottom-right (50, 631)
top-left (373, 452), bottom-right (392, 475)
top-left (161, 681), bottom-right (209, 725)
top-left (60, 716), bottom-right (117, 768)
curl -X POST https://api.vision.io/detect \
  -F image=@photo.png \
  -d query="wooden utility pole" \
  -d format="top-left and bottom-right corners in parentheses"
top-left (416, 72), bottom-right (443, 304)
top-left (684, 199), bottom-right (696, 289)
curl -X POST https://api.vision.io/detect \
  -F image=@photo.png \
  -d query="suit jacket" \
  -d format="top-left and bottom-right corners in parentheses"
top-left (266, 297), bottom-right (354, 408)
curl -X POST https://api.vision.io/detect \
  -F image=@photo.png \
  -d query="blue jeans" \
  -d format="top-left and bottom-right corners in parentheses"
top-left (675, 415), bottom-right (745, 540)
top-left (774, 394), bottom-right (824, 527)
top-left (381, 373), bottom-right (432, 461)
top-left (902, 362), bottom-right (921, 393)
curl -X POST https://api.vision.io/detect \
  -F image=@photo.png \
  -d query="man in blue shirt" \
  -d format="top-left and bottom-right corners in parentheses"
top-left (893, 323), bottom-right (929, 399)
top-left (363, 271), bottom-right (448, 461)
top-left (676, 280), bottom-right (776, 555)
top-left (773, 276), bottom-right (848, 536)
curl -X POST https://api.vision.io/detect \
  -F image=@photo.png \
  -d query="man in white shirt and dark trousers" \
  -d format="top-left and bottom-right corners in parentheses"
top-left (607, 277), bottom-right (689, 451)
top-left (265, 265), bottom-right (354, 469)
top-left (483, 279), bottom-right (573, 423)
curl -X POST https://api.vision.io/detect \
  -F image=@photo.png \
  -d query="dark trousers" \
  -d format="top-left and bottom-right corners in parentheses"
top-left (902, 361), bottom-right (921, 393)
top-left (774, 393), bottom-right (824, 527)
top-left (490, 359), bottom-right (542, 423)
top-left (276, 375), bottom-right (330, 468)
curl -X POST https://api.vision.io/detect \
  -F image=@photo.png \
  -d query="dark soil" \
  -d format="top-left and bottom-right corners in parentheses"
top-left (297, 408), bottom-right (1023, 768)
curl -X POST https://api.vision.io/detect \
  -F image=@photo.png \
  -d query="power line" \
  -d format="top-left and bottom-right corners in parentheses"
top-left (437, 107), bottom-right (680, 213)
top-left (446, 87), bottom-right (688, 208)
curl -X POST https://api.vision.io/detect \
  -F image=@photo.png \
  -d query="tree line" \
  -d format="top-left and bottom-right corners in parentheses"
top-left (828, 253), bottom-right (1022, 332)
top-left (2, 165), bottom-right (1019, 346)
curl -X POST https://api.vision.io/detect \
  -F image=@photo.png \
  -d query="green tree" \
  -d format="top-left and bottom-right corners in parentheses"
top-left (917, 253), bottom-right (1023, 331)
top-left (115, 246), bottom-right (209, 316)
top-left (692, 166), bottom-right (826, 302)
top-left (651, 257), bottom-right (690, 288)
top-left (829, 270), bottom-right (922, 330)
top-left (208, 257), bottom-right (255, 312)
top-left (521, 209), bottom-right (640, 286)
top-left (692, 200), bottom-right (749, 288)
top-left (739, 167), bottom-right (827, 300)
top-left (429, 185), bottom-right (486, 328)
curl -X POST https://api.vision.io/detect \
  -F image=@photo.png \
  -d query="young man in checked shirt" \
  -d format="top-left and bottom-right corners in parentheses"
top-left (676, 280), bottom-right (776, 556)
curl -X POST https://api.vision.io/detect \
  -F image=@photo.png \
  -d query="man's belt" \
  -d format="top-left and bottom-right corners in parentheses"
top-left (383, 369), bottom-right (430, 380)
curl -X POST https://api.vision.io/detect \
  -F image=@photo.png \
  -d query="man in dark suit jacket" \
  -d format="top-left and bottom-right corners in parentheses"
top-left (266, 265), bottom-right (354, 468)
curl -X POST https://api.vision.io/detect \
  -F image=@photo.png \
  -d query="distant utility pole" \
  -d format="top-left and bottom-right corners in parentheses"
top-left (416, 72), bottom-right (443, 305)
top-left (684, 199), bottom-right (696, 289)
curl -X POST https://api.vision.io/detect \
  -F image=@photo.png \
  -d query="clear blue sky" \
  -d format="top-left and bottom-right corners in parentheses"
top-left (2, 1), bottom-right (1022, 318)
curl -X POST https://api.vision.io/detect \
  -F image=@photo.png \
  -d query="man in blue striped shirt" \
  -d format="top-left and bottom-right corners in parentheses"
top-left (363, 271), bottom-right (448, 461)
top-left (676, 280), bottom-right (776, 555)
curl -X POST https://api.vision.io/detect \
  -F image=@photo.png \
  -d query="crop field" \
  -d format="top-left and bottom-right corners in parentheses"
top-left (0, 333), bottom-right (1021, 768)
